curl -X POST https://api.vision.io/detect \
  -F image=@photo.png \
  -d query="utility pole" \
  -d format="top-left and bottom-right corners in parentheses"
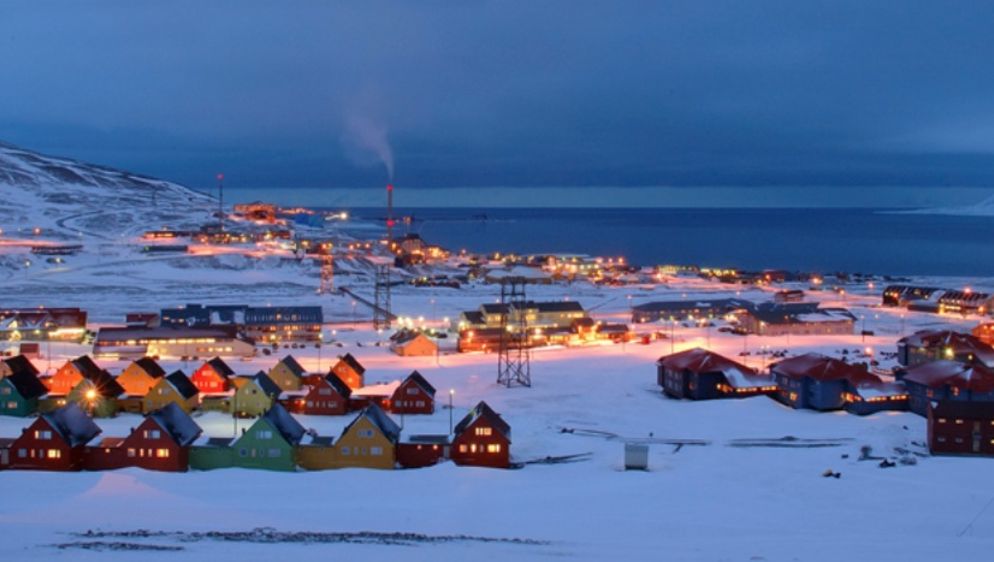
top-left (216, 172), bottom-right (225, 231)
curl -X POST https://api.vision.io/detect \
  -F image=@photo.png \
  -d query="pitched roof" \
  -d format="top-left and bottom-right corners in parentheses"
top-left (71, 355), bottom-right (105, 380)
top-left (898, 330), bottom-right (994, 367)
top-left (903, 360), bottom-right (994, 393)
top-left (771, 353), bottom-right (878, 385)
top-left (163, 370), bottom-right (199, 399)
top-left (260, 402), bottom-right (305, 445)
top-left (79, 367), bottom-right (125, 398)
top-left (206, 357), bottom-right (234, 377)
top-left (454, 401), bottom-right (511, 440)
top-left (337, 353), bottom-right (366, 375)
top-left (461, 311), bottom-right (485, 325)
top-left (404, 371), bottom-right (436, 396)
top-left (3, 370), bottom-right (48, 400)
top-left (3, 355), bottom-right (39, 376)
top-left (251, 372), bottom-right (283, 396)
top-left (147, 402), bottom-right (203, 446)
top-left (345, 403), bottom-right (401, 442)
top-left (133, 357), bottom-right (166, 378)
top-left (277, 355), bottom-right (306, 377)
top-left (43, 403), bottom-right (101, 446)
top-left (322, 372), bottom-right (352, 398)
top-left (656, 347), bottom-right (769, 389)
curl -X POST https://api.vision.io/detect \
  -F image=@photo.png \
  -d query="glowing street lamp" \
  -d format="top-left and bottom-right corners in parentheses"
top-left (448, 389), bottom-right (455, 434)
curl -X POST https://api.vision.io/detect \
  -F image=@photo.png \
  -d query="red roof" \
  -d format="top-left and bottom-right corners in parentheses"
top-left (900, 330), bottom-right (994, 366)
top-left (903, 360), bottom-right (994, 393)
top-left (657, 348), bottom-right (769, 388)
top-left (772, 353), bottom-right (879, 385)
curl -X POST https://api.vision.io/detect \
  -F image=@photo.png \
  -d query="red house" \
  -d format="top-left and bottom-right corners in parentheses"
top-left (286, 373), bottom-right (352, 415)
top-left (387, 371), bottom-right (437, 414)
top-left (191, 357), bottom-right (234, 394)
top-left (85, 402), bottom-right (203, 471)
top-left (397, 435), bottom-right (449, 468)
top-left (1, 403), bottom-right (101, 471)
top-left (450, 401), bottom-right (511, 468)
top-left (928, 400), bottom-right (994, 457)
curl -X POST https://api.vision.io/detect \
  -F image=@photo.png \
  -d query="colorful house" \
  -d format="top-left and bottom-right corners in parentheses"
top-left (287, 372), bottom-right (351, 415)
top-left (330, 353), bottom-right (365, 390)
top-left (143, 371), bottom-right (200, 414)
top-left (85, 402), bottom-right (202, 471)
top-left (191, 403), bottom-right (305, 472)
top-left (397, 435), bottom-right (449, 469)
top-left (116, 357), bottom-right (166, 397)
top-left (451, 401), bottom-right (511, 468)
top-left (67, 369), bottom-right (124, 418)
top-left (657, 348), bottom-right (775, 400)
top-left (268, 355), bottom-right (306, 391)
top-left (901, 360), bottom-right (994, 416)
top-left (0, 370), bottom-right (48, 417)
top-left (771, 353), bottom-right (882, 411)
top-left (0, 354), bottom-right (39, 379)
top-left (46, 355), bottom-right (105, 395)
top-left (232, 372), bottom-right (282, 417)
top-left (842, 380), bottom-right (909, 415)
top-left (190, 357), bottom-right (234, 394)
top-left (300, 404), bottom-right (400, 470)
top-left (0, 403), bottom-right (101, 470)
top-left (387, 371), bottom-right (437, 414)
top-left (390, 331), bottom-right (438, 357)
top-left (928, 400), bottom-right (994, 456)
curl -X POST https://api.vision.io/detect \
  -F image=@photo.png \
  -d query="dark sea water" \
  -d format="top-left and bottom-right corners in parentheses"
top-left (339, 207), bottom-right (994, 277)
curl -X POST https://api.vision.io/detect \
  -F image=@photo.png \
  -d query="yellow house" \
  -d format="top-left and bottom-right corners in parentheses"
top-left (231, 372), bottom-right (282, 417)
top-left (117, 357), bottom-right (167, 396)
top-left (143, 371), bottom-right (200, 413)
top-left (268, 355), bottom-right (306, 391)
top-left (297, 405), bottom-right (400, 470)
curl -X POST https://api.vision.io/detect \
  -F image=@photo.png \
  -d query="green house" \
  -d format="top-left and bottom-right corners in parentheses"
top-left (190, 403), bottom-right (305, 472)
top-left (67, 374), bottom-right (124, 418)
top-left (0, 370), bottom-right (48, 417)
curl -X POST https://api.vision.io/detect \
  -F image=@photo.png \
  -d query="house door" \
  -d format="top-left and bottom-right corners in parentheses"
top-left (973, 422), bottom-right (982, 453)
top-left (0, 448), bottom-right (7, 465)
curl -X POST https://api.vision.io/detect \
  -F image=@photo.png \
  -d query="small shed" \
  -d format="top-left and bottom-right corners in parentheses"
top-left (624, 442), bottom-right (649, 470)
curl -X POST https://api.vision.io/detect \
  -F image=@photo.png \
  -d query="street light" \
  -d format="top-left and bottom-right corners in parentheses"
top-left (85, 388), bottom-right (97, 415)
top-left (448, 389), bottom-right (455, 434)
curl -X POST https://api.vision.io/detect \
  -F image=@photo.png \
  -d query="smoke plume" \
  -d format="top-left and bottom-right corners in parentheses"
top-left (343, 113), bottom-right (394, 181)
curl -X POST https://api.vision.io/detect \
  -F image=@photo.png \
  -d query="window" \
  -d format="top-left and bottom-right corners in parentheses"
top-left (341, 447), bottom-right (350, 455)
top-left (239, 448), bottom-right (248, 457)
top-left (358, 429), bottom-right (374, 438)
top-left (938, 418), bottom-right (947, 424)
top-left (127, 448), bottom-right (136, 458)
top-left (268, 449), bottom-right (281, 458)
top-left (371, 447), bottom-right (383, 456)
top-left (475, 427), bottom-right (492, 437)
top-left (156, 449), bottom-right (170, 458)
top-left (318, 388), bottom-right (331, 396)
top-left (258, 430), bottom-right (273, 440)
top-left (47, 449), bottom-right (61, 459)
top-left (487, 444), bottom-right (502, 453)
top-left (407, 388), bottom-right (418, 395)
top-left (35, 430), bottom-right (52, 440)
top-left (955, 419), bottom-right (965, 425)
top-left (5, 401), bottom-right (16, 410)
top-left (17, 448), bottom-right (26, 458)
top-left (458, 444), bottom-right (467, 453)
top-left (937, 436), bottom-right (947, 443)
top-left (1, 387), bottom-right (10, 395)
top-left (145, 430), bottom-right (161, 439)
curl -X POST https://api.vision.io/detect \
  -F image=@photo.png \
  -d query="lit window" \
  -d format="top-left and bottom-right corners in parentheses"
top-left (458, 444), bottom-right (467, 453)
top-left (487, 444), bottom-right (502, 453)
top-left (156, 449), bottom-right (170, 458)
top-left (35, 430), bottom-right (52, 440)
top-left (47, 449), bottom-right (61, 459)
top-left (475, 427), bottom-right (492, 437)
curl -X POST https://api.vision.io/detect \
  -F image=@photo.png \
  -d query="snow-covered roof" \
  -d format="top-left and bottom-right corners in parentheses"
top-left (147, 402), bottom-right (203, 446)
top-left (657, 347), bottom-right (769, 389)
top-left (353, 380), bottom-right (401, 397)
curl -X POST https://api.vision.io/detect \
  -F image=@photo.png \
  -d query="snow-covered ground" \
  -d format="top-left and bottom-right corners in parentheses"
top-left (3, 142), bottom-right (994, 560)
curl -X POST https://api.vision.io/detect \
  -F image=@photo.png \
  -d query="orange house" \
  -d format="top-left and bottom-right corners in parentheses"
top-left (47, 356), bottom-right (107, 395)
top-left (116, 357), bottom-right (167, 396)
top-left (330, 353), bottom-right (366, 390)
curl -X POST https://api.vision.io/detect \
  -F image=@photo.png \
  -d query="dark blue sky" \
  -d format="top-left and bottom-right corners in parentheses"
top-left (3, 1), bottom-right (994, 193)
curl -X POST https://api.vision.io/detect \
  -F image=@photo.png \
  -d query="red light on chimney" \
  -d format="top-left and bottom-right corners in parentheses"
top-left (386, 184), bottom-right (394, 192)
top-left (217, 173), bottom-right (225, 181)
top-left (386, 219), bottom-right (396, 227)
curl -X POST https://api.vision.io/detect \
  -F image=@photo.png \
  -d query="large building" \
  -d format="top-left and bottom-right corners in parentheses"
top-left (457, 300), bottom-right (588, 332)
top-left (770, 353), bottom-right (905, 413)
top-left (928, 400), bottom-right (994, 457)
top-left (93, 326), bottom-right (256, 359)
top-left (631, 298), bottom-right (752, 324)
top-left (896, 330), bottom-right (994, 368)
top-left (0, 308), bottom-right (87, 342)
top-left (883, 285), bottom-right (993, 315)
top-left (737, 303), bottom-right (855, 336)
top-left (900, 360), bottom-right (994, 416)
top-left (657, 348), bottom-right (775, 400)
top-left (160, 304), bottom-right (323, 343)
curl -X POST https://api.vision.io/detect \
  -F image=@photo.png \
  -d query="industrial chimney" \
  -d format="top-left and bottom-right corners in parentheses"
top-left (386, 183), bottom-right (395, 241)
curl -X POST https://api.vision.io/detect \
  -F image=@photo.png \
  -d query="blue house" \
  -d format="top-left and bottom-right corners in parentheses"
top-left (901, 360), bottom-right (994, 416)
top-left (657, 348), bottom-right (775, 400)
top-left (771, 353), bottom-right (881, 411)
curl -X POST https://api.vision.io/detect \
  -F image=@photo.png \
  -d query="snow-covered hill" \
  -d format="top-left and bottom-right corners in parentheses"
top-left (0, 141), bottom-right (213, 239)
top-left (899, 192), bottom-right (994, 217)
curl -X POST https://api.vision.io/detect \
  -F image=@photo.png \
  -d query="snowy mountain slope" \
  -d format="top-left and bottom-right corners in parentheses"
top-left (0, 141), bottom-right (214, 239)
top-left (897, 191), bottom-right (994, 216)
